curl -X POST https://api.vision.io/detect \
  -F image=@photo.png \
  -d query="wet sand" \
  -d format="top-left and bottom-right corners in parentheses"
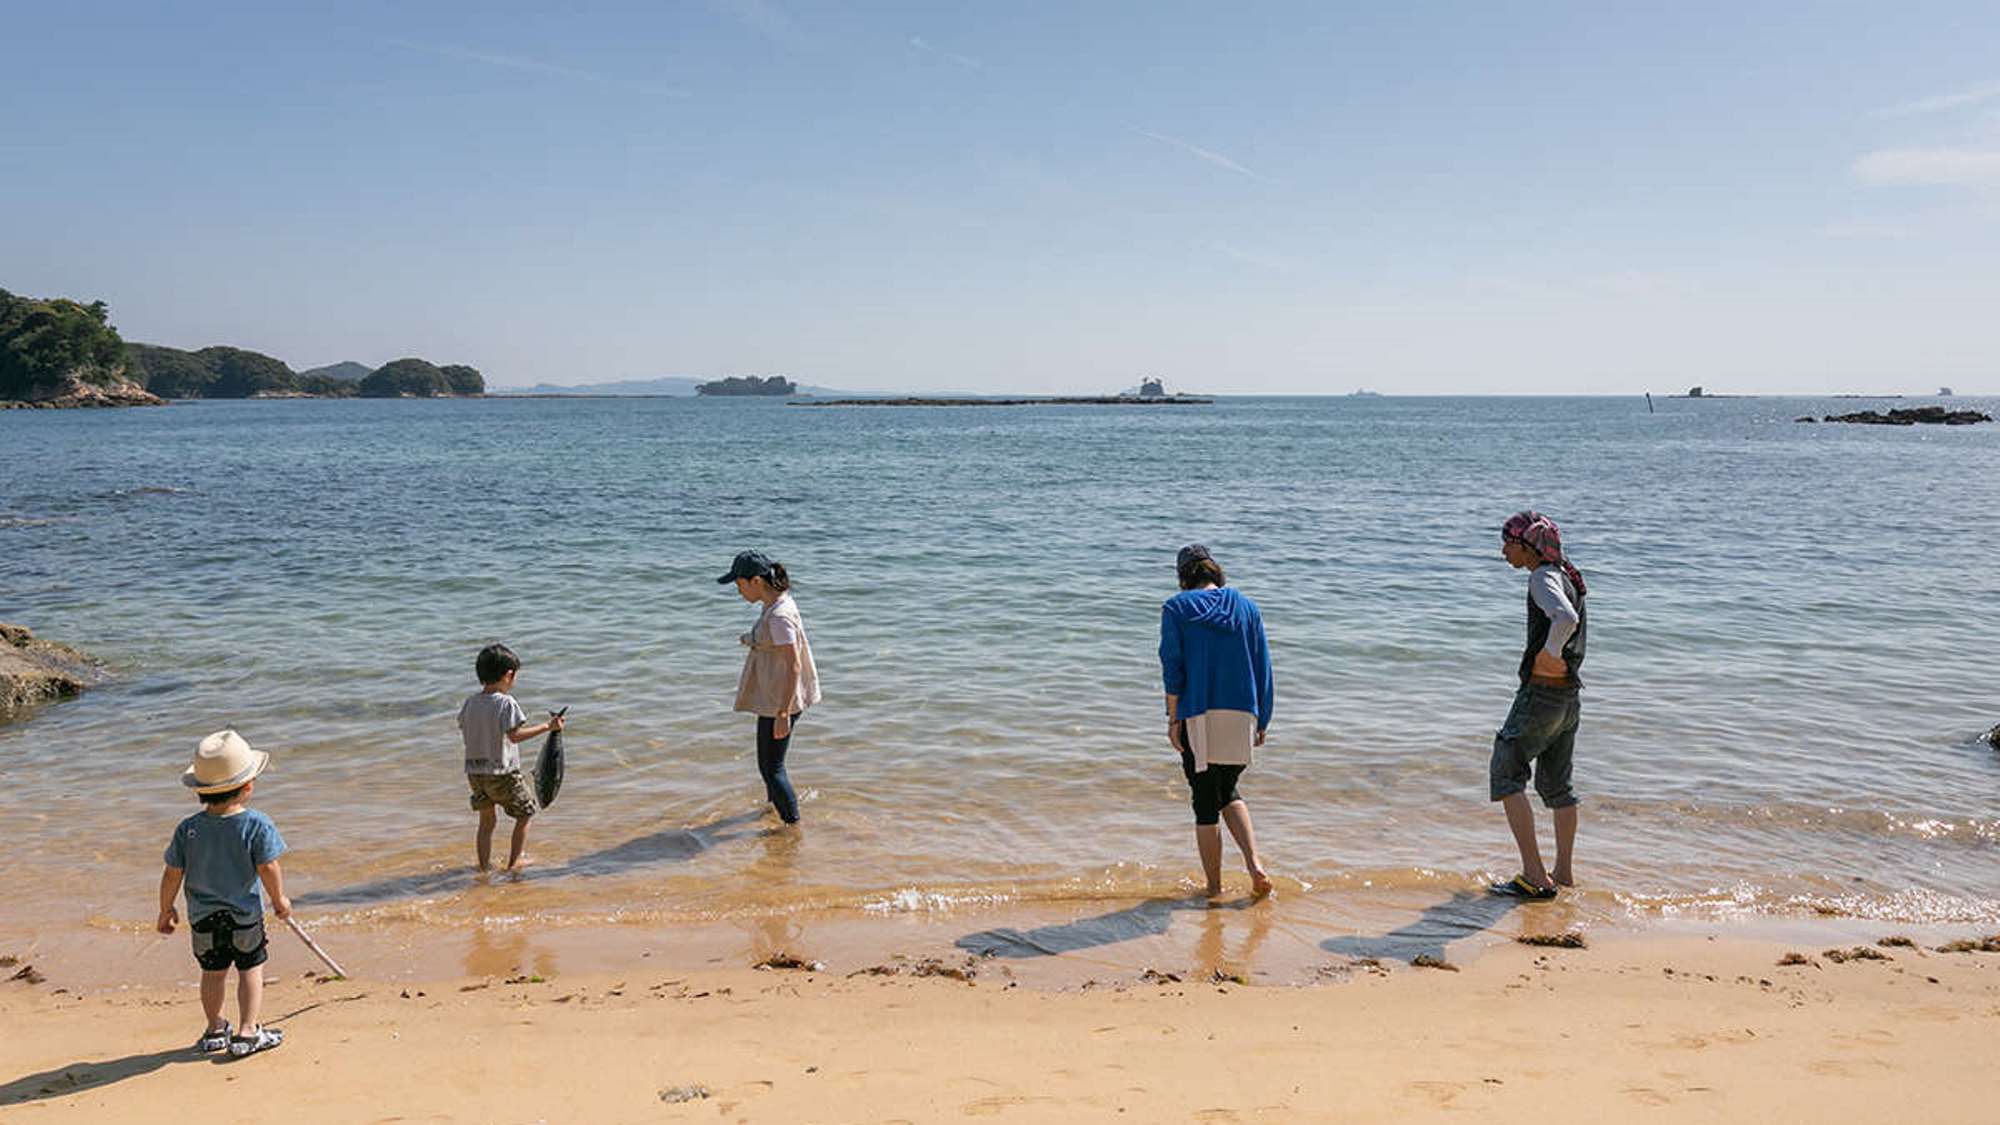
top-left (4, 929), bottom-right (1997, 1122)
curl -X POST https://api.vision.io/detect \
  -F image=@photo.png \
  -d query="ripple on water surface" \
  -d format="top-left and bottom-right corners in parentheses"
top-left (2, 395), bottom-right (1998, 948)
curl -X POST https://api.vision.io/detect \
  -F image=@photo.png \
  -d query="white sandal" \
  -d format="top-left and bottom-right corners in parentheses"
top-left (195, 1021), bottom-right (232, 1053)
top-left (228, 1026), bottom-right (283, 1058)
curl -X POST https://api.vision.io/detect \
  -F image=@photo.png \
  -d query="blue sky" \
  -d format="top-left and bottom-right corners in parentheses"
top-left (4, 2), bottom-right (1997, 393)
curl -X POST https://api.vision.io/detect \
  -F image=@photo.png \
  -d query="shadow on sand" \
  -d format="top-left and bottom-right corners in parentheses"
top-left (955, 895), bottom-right (1262, 959)
top-left (297, 809), bottom-right (770, 908)
top-left (0, 1000), bottom-right (328, 1105)
top-left (1, 1048), bottom-right (204, 1106)
top-left (1319, 891), bottom-right (1524, 962)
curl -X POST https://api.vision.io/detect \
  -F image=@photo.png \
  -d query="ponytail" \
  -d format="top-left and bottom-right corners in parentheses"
top-left (766, 562), bottom-right (791, 592)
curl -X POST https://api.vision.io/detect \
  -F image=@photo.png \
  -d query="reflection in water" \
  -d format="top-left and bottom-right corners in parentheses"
top-left (1319, 892), bottom-right (1528, 962)
top-left (741, 829), bottom-right (806, 963)
top-left (955, 895), bottom-right (1264, 959)
top-left (1192, 901), bottom-right (1274, 980)
top-left (464, 925), bottom-right (555, 980)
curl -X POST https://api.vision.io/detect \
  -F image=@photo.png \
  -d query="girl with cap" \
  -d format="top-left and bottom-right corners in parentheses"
top-left (1489, 511), bottom-right (1587, 899)
top-left (1158, 545), bottom-right (1275, 899)
top-left (721, 551), bottom-right (821, 824)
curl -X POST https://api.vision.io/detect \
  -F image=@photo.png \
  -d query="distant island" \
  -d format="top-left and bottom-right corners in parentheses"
top-left (1, 289), bottom-right (159, 407)
top-left (795, 396), bottom-right (1214, 408)
top-left (2, 287), bottom-right (483, 407)
top-left (696, 375), bottom-right (798, 397)
top-left (504, 376), bottom-right (856, 396)
top-left (1117, 377), bottom-right (1210, 399)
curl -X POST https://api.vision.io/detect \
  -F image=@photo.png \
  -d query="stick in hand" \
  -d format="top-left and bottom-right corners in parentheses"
top-left (285, 916), bottom-right (347, 978)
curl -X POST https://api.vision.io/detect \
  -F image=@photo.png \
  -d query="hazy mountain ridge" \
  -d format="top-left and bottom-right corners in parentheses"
top-left (298, 361), bottom-right (373, 382)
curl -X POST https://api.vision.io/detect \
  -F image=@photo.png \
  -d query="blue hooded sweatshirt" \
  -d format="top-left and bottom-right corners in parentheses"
top-left (1159, 586), bottom-right (1274, 731)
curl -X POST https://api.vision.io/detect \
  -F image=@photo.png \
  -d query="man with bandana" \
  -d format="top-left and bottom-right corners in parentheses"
top-left (1488, 511), bottom-right (1588, 899)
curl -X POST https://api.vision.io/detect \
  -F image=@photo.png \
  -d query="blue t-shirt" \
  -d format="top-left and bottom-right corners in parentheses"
top-left (163, 808), bottom-right (287, 924)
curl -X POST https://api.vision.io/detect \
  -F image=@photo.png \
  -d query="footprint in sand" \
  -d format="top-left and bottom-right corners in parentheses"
top-left (961, 1095), bottom-right (1058, 1116)
top-left (1405, 1080), bottom-right (1465, 1107)
top-left (1623, 1087), bottom-right (1673, 1106)
top-left (1808, 1057), bottom-right (1900, 1077)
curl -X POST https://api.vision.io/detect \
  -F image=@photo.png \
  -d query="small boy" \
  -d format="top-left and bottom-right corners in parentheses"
top-left (459, 643), bottom-right (564, 871)
top-left (157, 729), bottom-right (291, 1058)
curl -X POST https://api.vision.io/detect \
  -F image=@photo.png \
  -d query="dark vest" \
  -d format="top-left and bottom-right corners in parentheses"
top-left (1520, 567), bottom-right (1586, 686)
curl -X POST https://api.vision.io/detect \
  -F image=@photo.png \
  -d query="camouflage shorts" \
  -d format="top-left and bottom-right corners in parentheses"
top-left (468, 770), bottom-right (538, 818)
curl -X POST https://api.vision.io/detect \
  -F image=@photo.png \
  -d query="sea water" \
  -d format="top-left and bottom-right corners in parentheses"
top-left (3, 395), bottom-right (1996, 977)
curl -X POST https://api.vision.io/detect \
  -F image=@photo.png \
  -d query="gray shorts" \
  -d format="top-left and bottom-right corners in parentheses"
top-left (468, 770), bottom-right (538, 819)
top-left (1489, 684), bottom-right (1580, 808)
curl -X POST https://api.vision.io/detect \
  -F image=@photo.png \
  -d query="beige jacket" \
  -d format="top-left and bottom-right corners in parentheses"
top-left (734, 595), bottom-right (822, 717)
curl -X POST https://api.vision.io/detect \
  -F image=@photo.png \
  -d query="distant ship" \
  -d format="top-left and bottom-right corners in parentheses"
top-left (1348, 389), bottom-right (1381, 397)
top-left (1939, 386), bottom-right (1955, 397)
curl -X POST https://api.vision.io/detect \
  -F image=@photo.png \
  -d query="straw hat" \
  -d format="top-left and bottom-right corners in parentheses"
top-left (181, 730), bottom-right (270, 794)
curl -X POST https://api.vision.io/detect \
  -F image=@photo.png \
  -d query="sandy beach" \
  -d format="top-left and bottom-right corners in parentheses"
top-left (5, 931), bottom-right (1996, 1123)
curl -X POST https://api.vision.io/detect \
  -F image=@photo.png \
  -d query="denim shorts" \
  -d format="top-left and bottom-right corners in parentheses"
top-left (1489, 683), bottom-right (1581, 808)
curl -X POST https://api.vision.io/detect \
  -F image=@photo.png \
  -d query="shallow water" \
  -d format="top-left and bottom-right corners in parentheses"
top-left (3, 394), bottom-right (1997, 976)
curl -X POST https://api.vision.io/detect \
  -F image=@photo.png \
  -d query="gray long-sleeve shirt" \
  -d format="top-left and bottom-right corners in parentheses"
top-left (1528, 566), bottom-right (1581, 657)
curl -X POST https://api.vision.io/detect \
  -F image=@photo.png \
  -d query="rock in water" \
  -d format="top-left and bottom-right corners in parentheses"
top-left (534, 707), bottom-right (568, 807)
top-left (1986, 724), bottom-right (2000, 752)
top-left (0, 624), bottom-right (106, 721)
top-left (1821, 406), bottom-right (1993, 426)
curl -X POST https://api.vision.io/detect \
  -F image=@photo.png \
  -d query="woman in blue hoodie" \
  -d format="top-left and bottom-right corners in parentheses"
top-left (1158, 544), bottom-right (1275, 899)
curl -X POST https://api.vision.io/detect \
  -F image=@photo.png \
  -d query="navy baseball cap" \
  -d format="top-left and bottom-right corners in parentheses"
top-left (1176, 543), bottom-right (1213, 571)
top-left (717, 550), bottom-right (776, 584)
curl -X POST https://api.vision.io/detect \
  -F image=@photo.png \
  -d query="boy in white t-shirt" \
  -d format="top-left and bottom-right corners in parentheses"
top-left (459, 643), bottom-right (564, 872)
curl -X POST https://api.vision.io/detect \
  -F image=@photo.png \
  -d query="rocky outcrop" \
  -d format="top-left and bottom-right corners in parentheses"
top-left (0, 624), bottom-right (105, 718)
top-left (0, 372), bottom-right (163, 409)
top-left (1821, 407), bottom-right (1992, 426)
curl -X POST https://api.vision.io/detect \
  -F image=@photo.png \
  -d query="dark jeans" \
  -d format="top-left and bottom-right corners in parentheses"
top-left (756, 713), bottom-right (803, 823)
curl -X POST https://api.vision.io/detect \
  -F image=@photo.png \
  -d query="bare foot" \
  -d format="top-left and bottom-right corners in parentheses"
top-left (1551, 869), bottom-right (1574, 887)
top-left (1204, 882), bottom-right (1225, 899)
top-left (1249, 871), bottom-right (1275, 899)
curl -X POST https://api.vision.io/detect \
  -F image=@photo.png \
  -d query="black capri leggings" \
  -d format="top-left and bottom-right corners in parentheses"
top-left (1176, 725), bottom-right (1245, 826)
